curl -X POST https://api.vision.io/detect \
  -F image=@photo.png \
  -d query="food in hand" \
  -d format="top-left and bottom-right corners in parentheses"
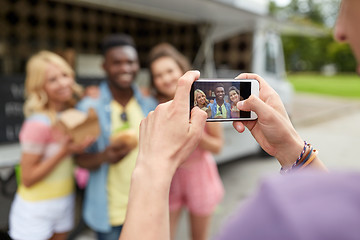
top-left (110, 129), bottom-right (138, 151)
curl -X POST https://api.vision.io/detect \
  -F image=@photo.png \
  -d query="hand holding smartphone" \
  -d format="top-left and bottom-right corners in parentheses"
top-left (190, 79), bottom-right (259, 121)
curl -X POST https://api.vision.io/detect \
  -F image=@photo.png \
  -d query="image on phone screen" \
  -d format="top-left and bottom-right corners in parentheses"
top-left (190, 79), bottom-right (258, 121)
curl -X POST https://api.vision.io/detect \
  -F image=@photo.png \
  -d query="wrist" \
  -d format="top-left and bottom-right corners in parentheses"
top-left (57, 146), bottom-right (70, 159)
top-left (135, 154), bottom-right (177, 185)
top-left (275, 134), bottom-right (304, 169)
top-left (132, 163), bottom-right (174, 190)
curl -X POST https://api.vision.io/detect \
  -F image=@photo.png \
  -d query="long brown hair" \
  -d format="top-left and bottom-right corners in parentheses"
top-left (148, 43), bottom-right (191, 94)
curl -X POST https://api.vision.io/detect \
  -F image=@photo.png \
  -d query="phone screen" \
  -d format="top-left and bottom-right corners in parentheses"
top-left (190, 79), bottom-right (258, 121)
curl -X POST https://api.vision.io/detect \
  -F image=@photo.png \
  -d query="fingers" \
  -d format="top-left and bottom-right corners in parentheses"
top-left (109, 140), bottom-right (127, 150)
top-left (235, 73), bottom-right (264, 86)
top-left (233, 121), bottom-right (246, 133)
top-left (235, 73), bottom-right (272, 94)
top-left (235, 73), bottom-right (258, 80)
top-left (138, 118), bottom-right (146, 149)
top-left (189, 107), bottom-right (207, 135)
top-left (173, 70), bottom-right (200, 109)
top-left (186, 107), bottom-right (207, 156)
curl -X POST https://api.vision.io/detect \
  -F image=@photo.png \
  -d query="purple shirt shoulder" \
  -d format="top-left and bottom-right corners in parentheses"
top-left (215, 171), bottom-right (360, 240)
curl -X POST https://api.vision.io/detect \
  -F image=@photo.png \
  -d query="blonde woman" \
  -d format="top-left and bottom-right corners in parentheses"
top-left (9, 51), bottom-right (94, 240)
top-left (194, 89), bottom-right (212, 118)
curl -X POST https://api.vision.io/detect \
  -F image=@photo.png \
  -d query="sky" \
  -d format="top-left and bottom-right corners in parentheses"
top-left (273, 0), bottom-right (291, 7)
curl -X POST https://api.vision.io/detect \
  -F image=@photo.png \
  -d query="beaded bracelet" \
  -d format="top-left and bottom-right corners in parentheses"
top-left (280, 141), bottom-right (317, 174)
top-left (297, 146), bottom-right (314, 168)
top-left (296, 141), bottom-right (308, 164)
top-left (300, 149), bottom-right (318, 169)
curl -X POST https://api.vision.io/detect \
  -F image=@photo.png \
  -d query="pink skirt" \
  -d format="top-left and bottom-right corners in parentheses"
top-left (169, 148), bottom-right (224, 216)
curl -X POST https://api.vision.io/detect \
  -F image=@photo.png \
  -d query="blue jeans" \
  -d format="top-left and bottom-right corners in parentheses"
top-left (96, 225), bottom-right (123, 240)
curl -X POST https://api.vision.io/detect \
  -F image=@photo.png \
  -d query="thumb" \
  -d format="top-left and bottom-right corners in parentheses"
top-left (237, 95), bottom-right (271, 117)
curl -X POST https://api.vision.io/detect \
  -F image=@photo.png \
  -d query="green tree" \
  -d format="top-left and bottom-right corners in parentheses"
top-left (307, 0), bottom-right (323, 24)
top-left (327, 42), bottom-right (356, 72)
top-left (272, 0), bottom-right (355, 72)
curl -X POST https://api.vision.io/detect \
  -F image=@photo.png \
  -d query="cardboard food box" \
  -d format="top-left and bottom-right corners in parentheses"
top-left (56, 108), bottom-right (100, 144)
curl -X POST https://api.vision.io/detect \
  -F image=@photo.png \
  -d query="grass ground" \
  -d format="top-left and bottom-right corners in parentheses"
top-left (288, 73), bottom-right (360, 98)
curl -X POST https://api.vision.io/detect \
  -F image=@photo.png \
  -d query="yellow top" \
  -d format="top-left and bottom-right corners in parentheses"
top-left (17, 114), bottom-right (75, 202)
top-left (18, 156), bottom-right (74, 201)
top-left (215, 103), bottom-right (227, 118)
top-left (108, 97), bottom-right (144, 225)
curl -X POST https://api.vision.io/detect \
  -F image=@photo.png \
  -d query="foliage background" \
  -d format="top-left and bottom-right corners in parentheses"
top-left (270, 0), bottom-right (357, 72)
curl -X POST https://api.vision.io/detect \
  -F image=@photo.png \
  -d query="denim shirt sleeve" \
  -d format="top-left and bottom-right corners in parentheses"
top-left (225, 102), bottom-right (231, 118)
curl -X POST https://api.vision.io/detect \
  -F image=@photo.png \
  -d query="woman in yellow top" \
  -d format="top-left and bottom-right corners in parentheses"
top-left (194, 89), bottom-right (212, 118)
top-left (9, 51), bottom-right (93, 240)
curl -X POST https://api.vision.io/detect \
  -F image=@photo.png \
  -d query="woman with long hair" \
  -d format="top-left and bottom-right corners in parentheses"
top-left (194, 89), bottom-right (212, 118)
top-left (228, 86), bottom-right (244, 118)
top-left (9, 51), bottom-right (93, 240)
top-left (148, 43), bottom-right (224, 240)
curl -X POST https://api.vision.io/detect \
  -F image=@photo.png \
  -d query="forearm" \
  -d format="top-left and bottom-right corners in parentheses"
top-left (120, 163), bottom-right (173, 240)
top-left (22, 148), bottom-right (68, 187)
top-left (75, 151), bottom-right (106, 170)
top-left (306, 155), bottom-right (328, 171)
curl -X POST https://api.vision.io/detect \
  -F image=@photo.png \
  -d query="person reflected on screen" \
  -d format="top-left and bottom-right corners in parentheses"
top-left (194, 89), bottom-right (212, 118)
top-left (208, 84), bottom-right (231, 119)
top-left (228, 86), bottom-right (243, 118)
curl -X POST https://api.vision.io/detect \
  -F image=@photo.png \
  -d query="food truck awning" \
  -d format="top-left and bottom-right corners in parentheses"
top-left (55, 0), bottom-right (327, 42)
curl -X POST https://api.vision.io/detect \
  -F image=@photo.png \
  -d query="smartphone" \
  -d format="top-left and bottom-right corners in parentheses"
top-left (190, 79), bottom-right (259, 121)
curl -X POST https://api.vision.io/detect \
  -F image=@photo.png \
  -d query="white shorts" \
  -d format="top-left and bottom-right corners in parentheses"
top-left (9, 193), bottom-right (75, 240)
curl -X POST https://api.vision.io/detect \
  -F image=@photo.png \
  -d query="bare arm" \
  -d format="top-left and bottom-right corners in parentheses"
top-left (21, 149), bottom-right (67, 187)
top-left (123, 164), bottom-right (173, 240)
top-left (198, 122), bottom-right (223, 154)
top-left (22, 136), bottom-right (94, 187)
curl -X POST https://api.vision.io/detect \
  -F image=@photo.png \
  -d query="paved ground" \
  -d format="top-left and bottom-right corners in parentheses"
top-left (2, 92), bottom-right (360, 239)
top-left (291, 92), bottom-right (360, 128)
